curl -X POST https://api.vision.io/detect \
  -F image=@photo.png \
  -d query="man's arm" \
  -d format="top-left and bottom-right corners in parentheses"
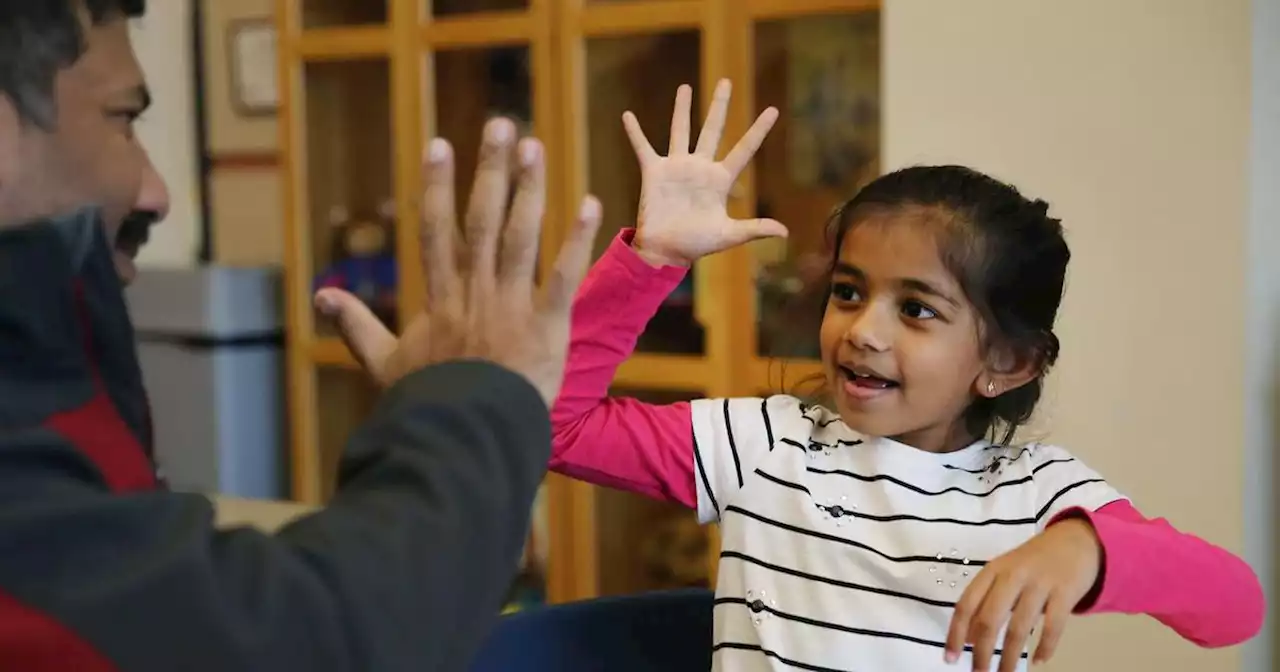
top-left (0, 359), bottom-right (548, 672)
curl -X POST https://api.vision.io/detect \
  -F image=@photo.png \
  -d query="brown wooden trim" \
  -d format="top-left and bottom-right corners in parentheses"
top-left (208, 151), bottom-right (280, 170)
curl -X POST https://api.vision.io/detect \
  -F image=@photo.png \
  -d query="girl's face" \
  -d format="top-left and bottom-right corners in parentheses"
top-left (818, 210), bottom-right (993, 452)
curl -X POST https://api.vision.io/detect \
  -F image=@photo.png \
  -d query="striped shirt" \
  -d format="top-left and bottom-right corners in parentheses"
top-left (692, 396), bottom-right (1124, 672)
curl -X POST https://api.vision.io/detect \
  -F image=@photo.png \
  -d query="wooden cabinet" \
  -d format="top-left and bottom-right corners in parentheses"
top-left (277, 0), bottom-right (881, 605)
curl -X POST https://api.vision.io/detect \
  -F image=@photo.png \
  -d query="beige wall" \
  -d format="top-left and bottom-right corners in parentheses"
top-left (201, 0), bottom-right (284, 267)
top-left (886, 0), bottom-right (1269, 670)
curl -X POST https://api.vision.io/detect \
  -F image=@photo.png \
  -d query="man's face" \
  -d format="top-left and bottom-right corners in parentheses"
top-left (0, 11), bottom-right (169, 284)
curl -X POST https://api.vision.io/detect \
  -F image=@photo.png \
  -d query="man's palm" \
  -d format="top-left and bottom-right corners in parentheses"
top-left (626, 80), bottom-right (787, 267)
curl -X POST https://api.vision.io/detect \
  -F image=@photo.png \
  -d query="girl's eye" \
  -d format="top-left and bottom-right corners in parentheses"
top-left (902, 300), bottom-right (937, 320)
top-left (830, 283), bottom-right (861, 302)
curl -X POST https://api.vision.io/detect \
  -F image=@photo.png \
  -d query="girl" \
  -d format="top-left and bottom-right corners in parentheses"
top-left (550, 80), bottom-right (1264, 672)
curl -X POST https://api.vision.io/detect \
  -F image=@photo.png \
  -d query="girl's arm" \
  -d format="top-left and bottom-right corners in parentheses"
top-left (1061, 501), bottom-right (1265, 647)
top-left (549, 228), bottom-right (699, 508)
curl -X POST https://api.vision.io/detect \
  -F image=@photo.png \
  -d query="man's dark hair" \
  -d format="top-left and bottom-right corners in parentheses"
top-left (0, 0), bottom-right (146, 128)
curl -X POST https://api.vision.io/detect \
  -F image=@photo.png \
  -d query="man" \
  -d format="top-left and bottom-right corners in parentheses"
top-left (0, 1), bottom-right (602, 670)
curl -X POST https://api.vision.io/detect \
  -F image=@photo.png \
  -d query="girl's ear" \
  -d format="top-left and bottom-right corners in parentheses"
top-left (975, 343), bottom-right (1041, 399)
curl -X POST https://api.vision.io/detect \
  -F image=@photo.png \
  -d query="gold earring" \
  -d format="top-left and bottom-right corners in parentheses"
top-left (987, 381), bottom-right (997, 395)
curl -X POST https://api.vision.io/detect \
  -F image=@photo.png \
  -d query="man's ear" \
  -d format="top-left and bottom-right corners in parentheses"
top-left (974, 343), bottom-right (1042, 399)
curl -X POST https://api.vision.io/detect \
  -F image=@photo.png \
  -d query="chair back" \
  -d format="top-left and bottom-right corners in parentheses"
top-left (468, 589), bottom-right (715, 671)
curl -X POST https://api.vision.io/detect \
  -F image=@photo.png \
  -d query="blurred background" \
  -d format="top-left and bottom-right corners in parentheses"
top-left (126, 1), bottom-right (1277, 670)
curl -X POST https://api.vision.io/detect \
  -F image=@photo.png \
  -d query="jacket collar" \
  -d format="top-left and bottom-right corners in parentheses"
top-left (0, 207), bottom-right (156, 486)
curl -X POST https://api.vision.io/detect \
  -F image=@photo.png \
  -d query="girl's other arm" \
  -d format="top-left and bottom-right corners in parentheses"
top-left (549, 229), bottom-right (699, 508)
top-left (1061, 501), bottom-right (1265, 647)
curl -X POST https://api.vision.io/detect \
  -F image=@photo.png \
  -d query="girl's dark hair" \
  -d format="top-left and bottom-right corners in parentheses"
top-left (828, 165), bottom-right (1070, 446)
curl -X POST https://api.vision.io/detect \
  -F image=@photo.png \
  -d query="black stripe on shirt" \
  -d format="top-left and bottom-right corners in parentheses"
top-left (755, 469), bottom-right (1037, 527)
top-left (804, 457), bottom-right (1076, 497)
top-left (723, 505), bottom-right (991, 567)
top-left (712, 642), bottom-right (849, 672)
top-left (694, 426), bottom-right (720, 518)
top-left (761, 398), bottom-right (775, 452)
top-left (715, 597), bottom-right (1027, 660)
top-left (1035, 478), bottom-right (1106, 521)
top-left (943, 447), bottom-right (1032, 474)
top-left (720, 550), bottom-right (957, 608)
top-left (724, 399), bottom-right (744, 488)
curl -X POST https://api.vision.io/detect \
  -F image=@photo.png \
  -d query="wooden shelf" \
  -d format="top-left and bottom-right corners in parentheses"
top-left (292, 27), bottom-right (393, 58)
top-left (423, 12), bottom-right (538, 47)
top-left (309, 335), bottom-right (713, 392)
top-left (279, 0), bottom-right (882, 606)
top-left (747, 0), bottom-right (878, 19)
top-left (575, 1), bottom-right (704, 36)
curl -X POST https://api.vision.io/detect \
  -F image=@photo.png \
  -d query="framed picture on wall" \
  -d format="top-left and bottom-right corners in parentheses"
top-left (227, 18), bottom-right (278, 116)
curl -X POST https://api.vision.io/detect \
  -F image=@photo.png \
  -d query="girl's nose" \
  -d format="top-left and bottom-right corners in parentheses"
top-left (845, 304), bottom-right (892, 353)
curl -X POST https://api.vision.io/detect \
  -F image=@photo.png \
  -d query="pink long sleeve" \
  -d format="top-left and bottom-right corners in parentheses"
top-left (1061, 501), bottom-right (1265, 648)
top-left (549, 229), bottom-right (700, 508)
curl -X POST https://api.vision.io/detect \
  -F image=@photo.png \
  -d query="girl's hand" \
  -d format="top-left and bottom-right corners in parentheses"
top-left (623, 79), bottom-right (788, 267)
top-left (944, 517), bottom-right (1103, 672)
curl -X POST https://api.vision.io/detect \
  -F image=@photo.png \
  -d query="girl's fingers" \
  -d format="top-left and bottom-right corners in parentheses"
top-left (997, 586), bottom-right (1048, 672)
top-left (966, 574), bottom-right (1022, 672)
top-left (622, 111), bottom-right (659, 166)
top-left (721, 106), bottom-right (779, 179)
top-left (1032, 591), bottom-right (1073, 664)
top-left (668, 84), bottom-right (693, 156)
top-left (693, 78), bottom-right (732, 158)
top-left (946, 567), bottom-right (994, 661)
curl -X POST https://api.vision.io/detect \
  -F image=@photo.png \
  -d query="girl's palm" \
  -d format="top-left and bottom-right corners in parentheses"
top-left (624, 81), bottom-right (787, 267)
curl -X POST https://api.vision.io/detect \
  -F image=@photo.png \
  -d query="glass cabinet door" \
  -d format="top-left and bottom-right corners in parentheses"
top-left (302, 58), bottom-right (398, 339)
top-left (301, 0), bottom-right (389, 29)
top-left (585, 31), bottom-right (704, 355)
top-left (428, 0), bottom-right (527, 16)
top-left (594, 387), bottom-right (710, 596)
top-left (430, 45), bottom-right (534, 209)
top-left (749, 11), bottom-right (881, 361)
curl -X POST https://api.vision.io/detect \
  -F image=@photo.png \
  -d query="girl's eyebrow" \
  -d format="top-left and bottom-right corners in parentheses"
top-left (833, 262), bottom-right (960, 309)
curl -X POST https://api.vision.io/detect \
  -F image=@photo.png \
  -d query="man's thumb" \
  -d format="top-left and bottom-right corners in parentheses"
top-left (314, 288), bottom-right (397, 379)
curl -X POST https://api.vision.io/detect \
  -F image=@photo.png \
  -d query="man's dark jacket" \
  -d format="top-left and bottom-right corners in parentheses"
top-left (0, 209), bottom-right (551, 671)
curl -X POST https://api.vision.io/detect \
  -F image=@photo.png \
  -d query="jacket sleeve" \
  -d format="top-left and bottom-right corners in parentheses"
top-left (0, 359), bottom-right (550, 672)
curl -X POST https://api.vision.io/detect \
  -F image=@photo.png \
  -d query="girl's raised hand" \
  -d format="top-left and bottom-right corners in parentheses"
top-left (944, 517), bottom-right (1103, 672)
top-left (624, 79), bottom-right (788, 267)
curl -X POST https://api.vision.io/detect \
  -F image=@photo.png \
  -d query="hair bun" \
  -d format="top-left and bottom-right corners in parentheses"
top-left (1029, 199), bottom-right (1051, 217)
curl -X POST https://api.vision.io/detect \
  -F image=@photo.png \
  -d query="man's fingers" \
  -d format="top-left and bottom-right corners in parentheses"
top-left (668, 84), bottom-right (693, 156)
top-left (420, 138), bottom-right (458, 308)
top-left (315, 288), bottom-right (397, 384)
top-left (500, 137), bottom-right (546, 287)
top-left (693, 78), bottom-right (731, 158)
top-left (464, 117), bottom-right (517, 284)
top-left (622, 111), bottom-right (659, 167)
top-left (721, 106), bottom-right (779, 179)
top-left (541, 196), bottom-right (602, 315)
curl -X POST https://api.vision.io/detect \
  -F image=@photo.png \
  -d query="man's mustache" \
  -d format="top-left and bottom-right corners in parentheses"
top-left (116, 210), bottom-right (159, 246)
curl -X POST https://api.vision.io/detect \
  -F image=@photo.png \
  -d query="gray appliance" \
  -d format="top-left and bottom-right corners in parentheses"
top-left (125, 266), bottom-right (286, 500)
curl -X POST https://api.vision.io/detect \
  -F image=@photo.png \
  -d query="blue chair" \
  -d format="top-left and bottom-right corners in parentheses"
top-left (468, 589), bottom-right (715, 671)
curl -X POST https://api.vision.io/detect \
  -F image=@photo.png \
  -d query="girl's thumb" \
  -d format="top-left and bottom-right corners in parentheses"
top-left (731, 217), bottom-right (789, 245)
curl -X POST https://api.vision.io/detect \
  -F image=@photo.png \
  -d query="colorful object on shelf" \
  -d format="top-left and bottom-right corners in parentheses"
top-left (312, 201), bottom-right (399, 326)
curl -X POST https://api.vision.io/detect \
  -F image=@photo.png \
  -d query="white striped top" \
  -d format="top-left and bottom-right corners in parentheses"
top-left (691, 395), bottom-right (1126, 672)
